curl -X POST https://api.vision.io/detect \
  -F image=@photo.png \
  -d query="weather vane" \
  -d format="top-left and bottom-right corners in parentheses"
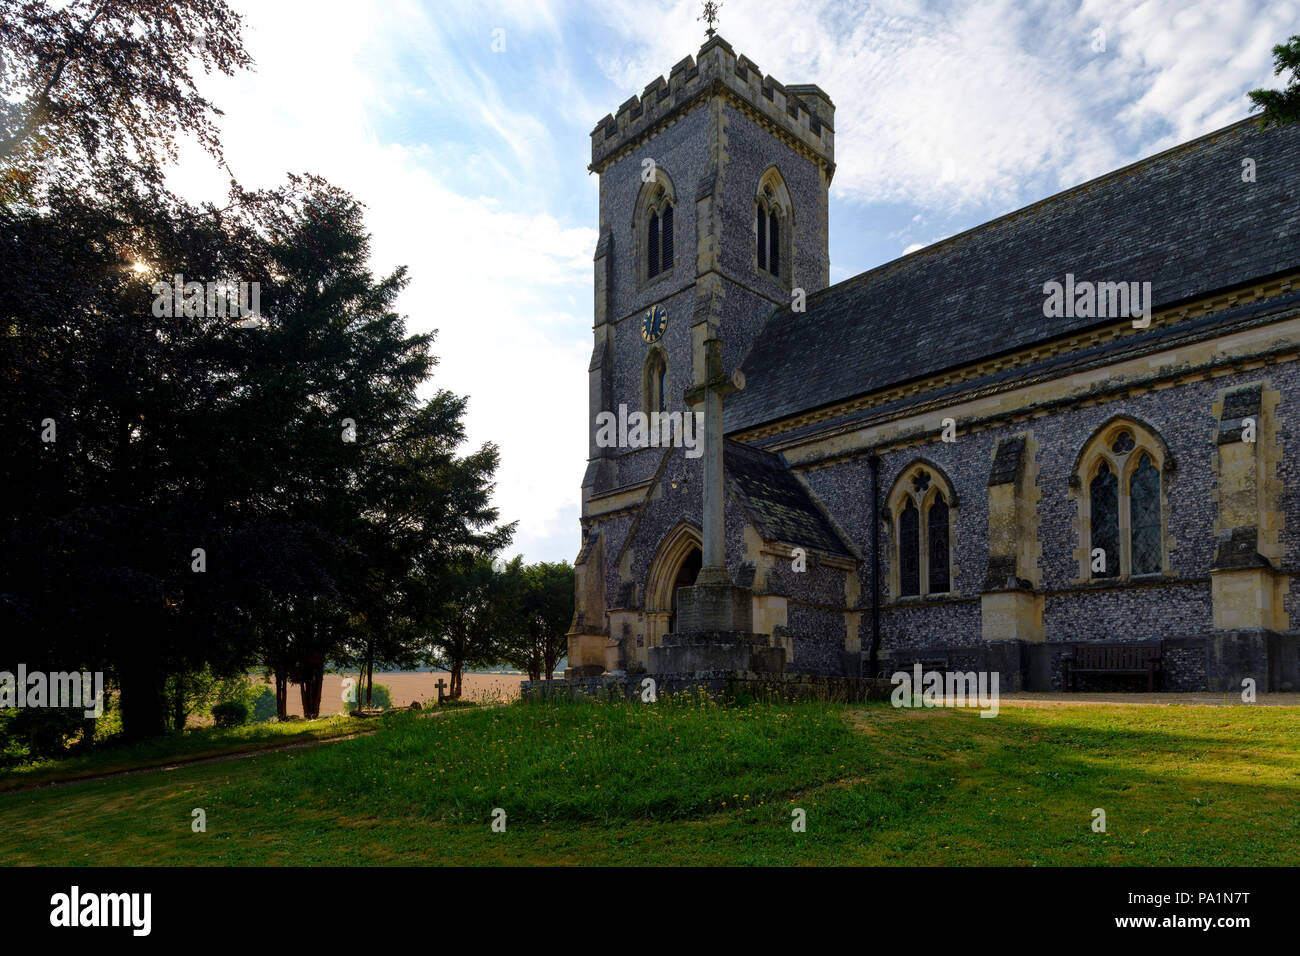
top-left (699, 1), bottom-right (722, 38)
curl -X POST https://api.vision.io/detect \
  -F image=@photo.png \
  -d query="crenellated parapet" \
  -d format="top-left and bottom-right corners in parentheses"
top-left (589, 34), bottom-right (835, 176)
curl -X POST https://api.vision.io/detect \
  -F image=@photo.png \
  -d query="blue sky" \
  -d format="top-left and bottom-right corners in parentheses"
top-left (173, 0), bottom-right (1300, 565)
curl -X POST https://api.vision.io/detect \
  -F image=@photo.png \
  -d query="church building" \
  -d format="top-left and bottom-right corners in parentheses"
top-left (567, 32), bottom-right (1300, 692)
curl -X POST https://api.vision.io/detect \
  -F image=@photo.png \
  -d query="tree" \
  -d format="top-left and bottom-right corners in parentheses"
top-left (501, 561), bottom-right (574, 680)
top-left (0, 4), bottom-right (514, 738)
top-left (0, 0), bottom-right (251, 197)
top-left (1249, 34), bottom-right (1300, 127)
top-left (419, 555), bottom-right (516, 700)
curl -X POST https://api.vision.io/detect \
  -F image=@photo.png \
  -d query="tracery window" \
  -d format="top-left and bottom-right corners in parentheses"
top-left (755, 168), bottom-right (792, 286)
top-left (635, 173), bottom-right (678, 286)
top-left (1076, 419), bottom-right (1168, 579)
top-left (888, 463), bottom-right (955, 599)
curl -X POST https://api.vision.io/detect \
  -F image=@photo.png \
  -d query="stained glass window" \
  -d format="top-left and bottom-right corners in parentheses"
top-left (757, 206), bottom-right (767, 271)
top-left (1111, 431), bottom-right (1135, 454)
top-left (899, 499), bottom-right (920, 597)
top-left (1090, 461), bottom-right (1119, 579)
top-left (928, 494), bottom-right (950, 593)
top-left (1130, 453), bottom-right (1162, 574)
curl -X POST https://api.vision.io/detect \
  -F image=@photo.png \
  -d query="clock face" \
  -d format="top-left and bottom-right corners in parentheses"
top-left (641, 304), bottom-right (667, 343)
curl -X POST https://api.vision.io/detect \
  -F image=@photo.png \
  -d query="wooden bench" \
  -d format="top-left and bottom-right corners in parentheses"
top-left (1064, 643), bottom-right (1163, 691)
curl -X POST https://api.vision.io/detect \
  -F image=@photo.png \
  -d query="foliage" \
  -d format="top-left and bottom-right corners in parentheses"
top-left (0, 0), bottom-right (252, 201)
top-left (1249, 34), bottom-right (1300, 127)
top-left (345, 683), bottom-right (392, 713)
top-left (250, 687), bottom-right (278, 724)
top-left (0, 5), bottom-right (511, 740)
top-left (499, 561), bottom-right (574, 680)
top-left (211, 700), bottom-right (249, 728)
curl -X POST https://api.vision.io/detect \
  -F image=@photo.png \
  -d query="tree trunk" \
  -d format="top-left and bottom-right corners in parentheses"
top-left (365, 642), bottom-right (374, 709)
top-left (450, 660), bottom-right (462, 699)
top-left (298, 656), bottom-right (325, 719)
top-left (172, 671), bottom-right (187, 732)
top-left (274, 670), bottom-right (288, 719)
top-left (118, 659), bottom-right (166, 740)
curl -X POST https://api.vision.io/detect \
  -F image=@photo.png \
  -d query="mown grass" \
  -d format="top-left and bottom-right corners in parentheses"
top-left (0, 715), bottom-right (362, 793)
top-left (1, 696), bottom-right (1297, 866)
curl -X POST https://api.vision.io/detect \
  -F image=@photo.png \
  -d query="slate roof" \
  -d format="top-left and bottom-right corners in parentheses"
top-left (725, 117), bottom-right (1300, 433)
top-left (724, 439), bottom-right (852, 556)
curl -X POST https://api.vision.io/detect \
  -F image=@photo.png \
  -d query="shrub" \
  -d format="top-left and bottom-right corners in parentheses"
top-left (212, 700), bottom-right (249, 728)
top-left (250, 687), bottom-right (278, 723)
top-left (346, 683), bottom-right (392, 712)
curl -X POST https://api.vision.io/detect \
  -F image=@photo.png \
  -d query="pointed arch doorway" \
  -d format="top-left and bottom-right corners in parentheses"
top-left (669, 546), bottom-right (702, 634)
top-left (646, 522), bottom-right (703, 649)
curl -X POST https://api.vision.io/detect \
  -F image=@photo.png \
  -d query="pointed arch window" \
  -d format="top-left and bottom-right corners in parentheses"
top-left (888, 463), bottom-right (956, 599)
top-left (927, 495), bottom-right (950, 593)
top-left (644, 348), bottom-right (668, 414)
top-left (899, 500), bottom-right (920, 597)
top-left (1075, 420), bottom-right (1169, 580)
top-left (1130, 454), bottom-right (1162, 574)
top-left (755, 169), bottom-right (792, 287)
top-left (636, 175), bottom-right (678, 286)
top-left (646, 193), bottom-right (674, 279)
top-left (1089, 462), bottom-right (1119, 579)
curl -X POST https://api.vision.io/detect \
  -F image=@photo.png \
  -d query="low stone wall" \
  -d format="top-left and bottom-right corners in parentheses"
top-left (520, 671), bottom-right (895, 704)
top-left (880, 631), bottom-right (1300, 692)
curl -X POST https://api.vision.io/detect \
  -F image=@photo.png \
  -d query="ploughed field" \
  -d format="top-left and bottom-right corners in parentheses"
top-left (2, 696), bottom-right (1296, 865)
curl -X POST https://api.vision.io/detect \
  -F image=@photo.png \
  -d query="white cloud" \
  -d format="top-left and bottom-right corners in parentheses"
top-left (589, 0), bottom-right (1300, 210)
top-left (169, 0), bottom-right (595, 564)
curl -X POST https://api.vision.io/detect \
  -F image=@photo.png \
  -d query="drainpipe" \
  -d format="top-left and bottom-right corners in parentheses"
top-left (868, 451), bottom-right (882, 678)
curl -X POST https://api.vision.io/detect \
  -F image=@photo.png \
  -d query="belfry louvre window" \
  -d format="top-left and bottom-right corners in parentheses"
top-left (647, 198), bottom-right (674, 279)
top-left (1077, 421), bottom-right (1168, 580)
top-left (756, 191), bottom-right (782, 279)
top-left (637, 175), bottom-right (678, 284)
top-left (889, 464), bottom-right (955, 599)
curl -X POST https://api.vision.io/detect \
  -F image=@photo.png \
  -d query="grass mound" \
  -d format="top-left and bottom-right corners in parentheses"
top-left (239, 694), bottom-right (870, 824)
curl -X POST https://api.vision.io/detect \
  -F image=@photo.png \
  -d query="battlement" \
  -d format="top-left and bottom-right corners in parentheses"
top-left (589, 34), bottom-right (835, 173)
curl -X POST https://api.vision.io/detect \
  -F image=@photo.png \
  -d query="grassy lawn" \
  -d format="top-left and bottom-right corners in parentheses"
top-left (1, 696), bottom-right (1297, 865)
top-left (0, 715), bottom-right (363, 793)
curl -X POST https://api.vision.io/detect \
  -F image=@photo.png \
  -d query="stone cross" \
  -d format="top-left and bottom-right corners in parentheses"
top-left (685, 336), bottom-right (744, 587)
top-left (435, 677), bottom-right (447, 704)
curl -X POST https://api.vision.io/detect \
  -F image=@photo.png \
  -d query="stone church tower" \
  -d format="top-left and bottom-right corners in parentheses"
top-left (569, 34), bottom-right (838, 675)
